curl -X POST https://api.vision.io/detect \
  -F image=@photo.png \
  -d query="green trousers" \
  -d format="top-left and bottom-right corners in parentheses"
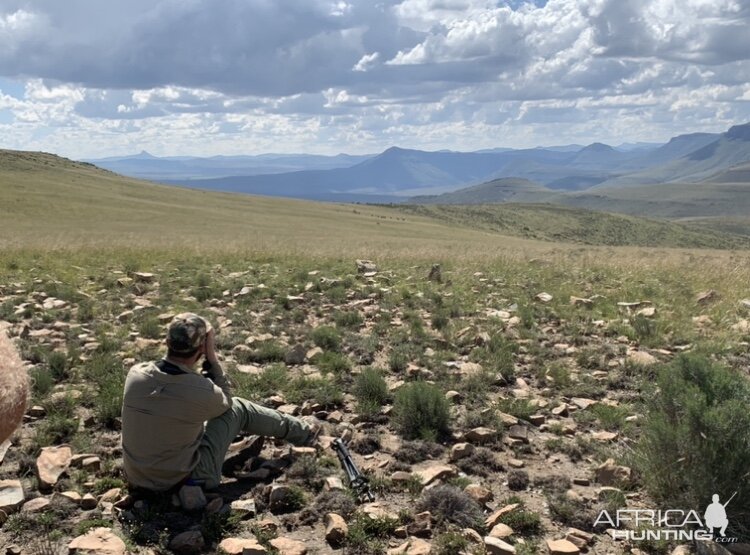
top-left (192, 397), bottom-right (311, 489)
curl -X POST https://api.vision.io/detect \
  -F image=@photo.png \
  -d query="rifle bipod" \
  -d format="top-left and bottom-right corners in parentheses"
top-left (331, 437), bottom-right (375, 502)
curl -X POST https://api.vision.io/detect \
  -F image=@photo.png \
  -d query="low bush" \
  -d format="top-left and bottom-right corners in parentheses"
top-left (416, 485), bottom-right (485, 531)
top-left (310, 326), bottom-right (342, 352)
top-left (635, 354), bottom-right (750, 539)
top-left (354, 368), bottom-right (389, 416)
top-left (392, 382), bottom-right (450, 441)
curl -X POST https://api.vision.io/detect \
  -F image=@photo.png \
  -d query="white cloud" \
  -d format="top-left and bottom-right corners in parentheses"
top-left (0, 0), bottom-right (748, 157)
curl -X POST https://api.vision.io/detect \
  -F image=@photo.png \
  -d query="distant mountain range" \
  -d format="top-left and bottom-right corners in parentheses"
top-left (83, 123), bottom-right (750, 205)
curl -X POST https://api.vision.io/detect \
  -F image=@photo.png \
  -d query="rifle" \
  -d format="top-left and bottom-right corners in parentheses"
top-left (332, 438), bottom-right (375, 502)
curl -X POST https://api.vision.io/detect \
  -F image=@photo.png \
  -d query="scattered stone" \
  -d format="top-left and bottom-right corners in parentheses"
top-left (131, 272), bottom-right (156, 283)
top-left (178, 485), bottom-right (207, 511)
top-left (508, 458), bottom-right (525, 469)
top-left (415, 464), bottom-right (457, 486)
top-left (325, 512), bottom-right (348, 546)
top-left (356, 260), bottom-right (377, 275)
top-left (546, 539), bottom-right (581, 554)
top-left (0, 480), bottom-right (25, 513)
top-left (591, 431), bottom-right (618, 442)
top-left (465, 484), bottom-right (493, 505)
top-left (218, 538), bottom-right (268, 555)
top-left (489, 523), bottom-right (514, 539)
top-left (484, 536), bottom-right (517, 554)
top-left (230, 498), bottom-right (257, 519)
top-left (637, 306), bottom-right (656, 317)
top-left (68, 527), bottom-right (127, 555)
top-left (732, 320), bottom-right (750, 334)
top-left (536, 292), bottom-right (553, 303)
top-left (450, 443), bottom-right (475, 461)
top-left (81, 493), bottom-right (98, 510)
top-left (405, 538), bottom-right (432, 555)
top-left (741, 299), bottom-right (750, 309)
top-left (570, 398), bottom-right (598, 410)
top-left (465, 427), bottom-right (497, 444)
top-left (407, 510), bottom-right (432, 537)
top-left (27, 405), bottom-right (46, 417)
top-left (324, 476), bottom-right (346, 491)
top-left (507, 425), bottom-right (529, 443)
top-left (570, 297), bottom-right (593, 307)
top-left (595, 458), bottom-right (632, 486)
top-left (169, 530), bottom-right (205, 555)
top-left (36, 445), bottom-right (72, 490)
top-left (269, 537), bottom-right (308, 555)
top-left (21, 497), bottom-right (50, 513)
top-left (696, 290), bottom-right (718, 304)
top-left (565, 528), bottom-right (594, 549)
top-left (486, 504), bottom-right (520, 528)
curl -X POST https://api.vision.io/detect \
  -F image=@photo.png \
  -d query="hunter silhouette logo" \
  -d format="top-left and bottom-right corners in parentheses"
top-left (704, 492), bottom-right (735, 538)
top-left (594, 492), bottom-right (738, 543)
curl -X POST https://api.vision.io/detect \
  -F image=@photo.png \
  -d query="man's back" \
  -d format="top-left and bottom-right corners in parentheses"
top-left (121, 361), bottom-right (231, 491)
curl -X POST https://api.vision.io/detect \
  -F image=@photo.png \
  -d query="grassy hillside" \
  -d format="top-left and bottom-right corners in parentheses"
top-left (411, 178), bottom-right (554, 205)
top-left (4, 149), bottom-right (748, 256)
top-left (390, 203), bottom-right (750, 248)
top-left (560, 181), bottom-right (750, 220)
top-left (0, 149), bottom-right (546, 259)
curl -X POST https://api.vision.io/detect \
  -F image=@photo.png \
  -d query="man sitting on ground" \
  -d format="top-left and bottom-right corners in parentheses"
top-left (121, 313), bottom-right (315, 491)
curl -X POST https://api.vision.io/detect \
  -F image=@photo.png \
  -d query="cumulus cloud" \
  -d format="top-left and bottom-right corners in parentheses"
top-left (0, 0), bottom-right (748, 156)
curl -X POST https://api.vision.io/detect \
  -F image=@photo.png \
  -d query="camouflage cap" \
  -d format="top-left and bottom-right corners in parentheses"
top-left (166, 313), bottom-right (208, 354)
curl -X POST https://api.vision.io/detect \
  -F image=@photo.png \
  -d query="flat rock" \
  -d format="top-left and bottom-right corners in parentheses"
top-left (536, 292), bottom-right (553, 303)
top-left (405, 538), bottom-right (431, 555)
top-left (465, 427), bottom-right (497, 444)
top-left (218, 538), bottom-right (268, 555)
top-left (36, 445), bottom-right (72, 490)
top-left (486, 503), bottom-right (520, 528)
top-left (485, 536), bottom-right (516, 554)
top-left (0, 479), bottom-right (25, 513)
top-left (269, 537), bottom-right (307, 555)
top-left (464, 484), bottom-right (493, 505)
top-left (489, 523), bottom-right (514, 539)
top-left (547, 538), bottom-right (581, 554)
top-left (415, 464), bottom-right (457, 485)
top-left (21, 497), bottom-right (50, 513)
top-left (230, 498), bottom-right (257, 519)
top-left (68, 527), bottom-right (127, 555)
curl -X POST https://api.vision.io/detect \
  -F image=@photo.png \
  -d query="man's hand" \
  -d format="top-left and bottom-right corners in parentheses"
top-left (204, 324), bottom-right (221, 368)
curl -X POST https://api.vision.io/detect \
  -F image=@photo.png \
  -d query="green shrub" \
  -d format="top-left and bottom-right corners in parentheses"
top-left (46, 350), bottom-right (68, 381)
top-left (138, 316), bottom-right (162, 339)
top-left (635, 354), bottom-right (750, 539)
top-left (334, 310), bottom-right (363, 329)
top-left (433, 532), bottom-right (469, 555)
top-left (393, 382), bottom-right (450, 440)
top-left (310, 326), bottom-right (342, 352)
top-left (317, 352), bottom-right (351, 376)
top-left (354, 368), bottom-right (389, 415)
top-left (30, 367), bottom-right (54, 398)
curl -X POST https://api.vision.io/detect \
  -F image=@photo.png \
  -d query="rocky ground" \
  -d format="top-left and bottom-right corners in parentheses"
top-left (1, 253), bottom-right (750, 555)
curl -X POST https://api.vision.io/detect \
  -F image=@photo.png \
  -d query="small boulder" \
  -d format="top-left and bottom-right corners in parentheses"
top-left (68, 527), bottom-right (127, 555)
top-left (484, 536), bottom-right (516, 554)
top-left (36, 445), bottom-right (72, 491)
top-left (0, 480), bottom-right (25, 513)
top-left (595, 458), bottom-right (632, 486)
top-left (218, 538), bottom-right (267, 555)
top-left (169, 531), bottom-right (205, 555)
top-left (546, 538), bottom-right (580, 554)
top-left (325, 512), bottom-right (348, 546)
top-left (178, 485), bottom-right (207, 511)
top-left (269, 537), bottom-right (307, 555)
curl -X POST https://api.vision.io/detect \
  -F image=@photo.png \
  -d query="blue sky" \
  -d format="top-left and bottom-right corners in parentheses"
top-left (0, 0), bottom-right (748, 158)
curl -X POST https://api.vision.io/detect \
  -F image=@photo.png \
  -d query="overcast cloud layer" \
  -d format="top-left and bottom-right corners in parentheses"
top-left (0, 0), bottom-right (749, 157)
